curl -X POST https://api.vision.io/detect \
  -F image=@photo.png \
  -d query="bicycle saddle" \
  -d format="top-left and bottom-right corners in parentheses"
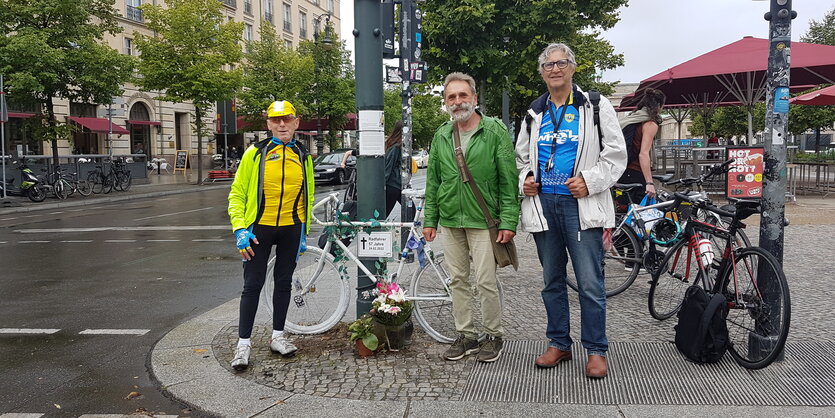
top-left (724, 199), bottom-right (761, 221)
top-left (614, 183), bottom-right (644, 191)
top-left (652, 174), bottom-right (674, 183)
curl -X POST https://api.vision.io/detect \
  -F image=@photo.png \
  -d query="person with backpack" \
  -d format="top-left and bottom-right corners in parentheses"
top-left (616, 89), bottom-right (666, 203)
top-left (515, 43), bottom-right (626, 378)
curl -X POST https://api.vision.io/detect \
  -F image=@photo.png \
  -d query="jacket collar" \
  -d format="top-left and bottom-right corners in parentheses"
top-left (530, 84), bottom-right (587, 114)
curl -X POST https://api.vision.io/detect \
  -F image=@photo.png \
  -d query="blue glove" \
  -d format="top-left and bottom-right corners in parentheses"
top-left (235, 228), bottom-right (257, 252)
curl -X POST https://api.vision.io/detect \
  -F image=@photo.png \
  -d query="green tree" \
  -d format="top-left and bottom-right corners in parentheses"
top-left (800, 6), bottom-right (835, 45)
top-left (134, 0), bottom-right (243, 183)
top-left (383, 88), bottom-right (448, 150)
top-left (238, 23), bottom-right (313, 135)
top-left (298, 22), bottom-right (355, 153)
top-left (422, 0), bottom-right (625, 131)
top-left (0, 0), bottom-right (135, 166)
top-left (791, 6), bottom-right (835, 151)
top-left (690, 104), bottom-right (765, 139)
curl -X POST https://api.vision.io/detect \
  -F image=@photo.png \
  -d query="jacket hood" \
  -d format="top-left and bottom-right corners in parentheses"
top-left (529, 84), bottom-right (588, 114)
top-left (619, 108), bottom-right (653, 129)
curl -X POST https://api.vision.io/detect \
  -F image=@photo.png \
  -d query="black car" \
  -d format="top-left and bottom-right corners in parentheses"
top-left (313, 152), bottom-right (356, 184)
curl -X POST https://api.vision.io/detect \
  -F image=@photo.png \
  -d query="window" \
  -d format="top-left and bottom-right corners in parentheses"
top-left (264, 0), bottom-right (273, 23)
top-left (283, 3), bottom-right (292, 32)
top-left (244, 24), bottom-right (253, 42)
top-left (284, 39), bottom-right (293, 49)
top-left (244, 0), bottom-right (253, 15)
top-left (299, 12), bottom-right (307, 39)
top-left (124, 38), bottom-right (133, 55)
top-left (126, 0), bottom-right (143, 22)
top-left (221, 0), bottom-right (237, 9)
top-left (327, 0), bottom-right (334, 13)
top-left (70, 102), bottom-right (98, 118)
top-left (312, 0), bottom-right (320, 5)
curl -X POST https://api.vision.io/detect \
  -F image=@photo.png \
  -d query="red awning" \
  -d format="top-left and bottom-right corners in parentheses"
top-left (127, 120), bottom-right (161, 126)
top-left (68, 116), bottom-right (130, 135)
top-left (790, 84), bottom-right (835, 106)
top-left (8, 112), bottom-right (36, 119)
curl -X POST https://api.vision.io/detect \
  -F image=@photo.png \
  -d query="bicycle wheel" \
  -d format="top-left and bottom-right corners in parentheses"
top-left (53, 179), bottom-right (69, 200)
top-left (88, 172), bottom-right (103, 194)
top-left (700, 211), bottom-right (752, 257)
top-left (119, 171), bottom-right (132, 192)
top-left (65, 179), bottom-right (75, 197)
top-left (102, 174), bottom-right (114, 194)
top-left (567, 226), bottom-right (642, 297)
top-left (260, 247), bottom-right (351, 334)
top-left (410, 253), bottom-right (504, 343)
top-left (720, 246), bottom-right (790, 369)
top-left (76, 179), bottom-right (93, 197)
top-left (648, 238), bottom-right (703, 320)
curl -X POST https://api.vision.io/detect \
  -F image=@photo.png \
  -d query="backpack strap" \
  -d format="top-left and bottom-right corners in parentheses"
top-left (695, 292), bottom-right (727, 359)
top-left (524, 114), bottom-right (533, 137)
top-left (588, 90), bottom-right (604, 150)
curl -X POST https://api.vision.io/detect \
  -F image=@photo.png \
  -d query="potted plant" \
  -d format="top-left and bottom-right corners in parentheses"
top-left (348, 315), bottom-right (378, 357)
top-left (370, 280), bottom-right (414, 351)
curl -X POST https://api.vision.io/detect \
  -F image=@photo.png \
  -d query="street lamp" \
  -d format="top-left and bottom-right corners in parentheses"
top-left (313, 13), bottom-right (332, 156)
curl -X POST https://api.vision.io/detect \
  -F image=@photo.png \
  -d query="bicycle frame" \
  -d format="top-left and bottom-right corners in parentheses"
top-left (303, 190), bottom-right (452, 304)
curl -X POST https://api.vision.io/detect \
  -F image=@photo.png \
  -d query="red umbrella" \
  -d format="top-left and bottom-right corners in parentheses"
top-left (789, 84), bottom-right (835, 106)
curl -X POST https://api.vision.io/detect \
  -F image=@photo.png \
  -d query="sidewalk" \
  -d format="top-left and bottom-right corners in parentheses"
top-left (0, 172), bottom-right (230, 215)
top-left (148, 196), bottom-right (835, 416)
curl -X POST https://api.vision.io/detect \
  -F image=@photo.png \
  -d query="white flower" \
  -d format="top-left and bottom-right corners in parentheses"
top-left (373, 294), bottom-right (387, 305)
top-left (389, 289), bottom-right (406, 303)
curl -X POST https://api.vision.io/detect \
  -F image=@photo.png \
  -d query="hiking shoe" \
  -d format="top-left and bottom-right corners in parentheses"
top-left (231, 345), bottom-right (251, 371)
top-left (270, 335), bottom-right (298, 356)
top-left (443, 335), bottom-right (480, 361)
top-left (477, 336), bottom-right (504, 363)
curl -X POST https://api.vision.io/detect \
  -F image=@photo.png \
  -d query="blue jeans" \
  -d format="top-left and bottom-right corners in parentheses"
top-left (532, 194), bottom-right (608, 356)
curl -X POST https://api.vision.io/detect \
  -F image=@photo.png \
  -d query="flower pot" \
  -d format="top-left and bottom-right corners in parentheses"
top-left (379, 322), bottom-right (408, 351)
top-left (355, 339), bottom-right (375, 357)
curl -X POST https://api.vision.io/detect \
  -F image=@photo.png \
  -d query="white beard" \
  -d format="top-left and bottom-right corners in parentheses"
top-left (447, 102), bottom-right (476, 122)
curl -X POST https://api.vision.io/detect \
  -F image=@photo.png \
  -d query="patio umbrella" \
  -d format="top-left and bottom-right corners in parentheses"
top-left (789, 84), bottom-right (835, 106)
top-left (620, 37), bottom-right (835, 140)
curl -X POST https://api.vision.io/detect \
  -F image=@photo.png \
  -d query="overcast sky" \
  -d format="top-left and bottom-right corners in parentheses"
top-left (340, 1), bottom-right (833, 84)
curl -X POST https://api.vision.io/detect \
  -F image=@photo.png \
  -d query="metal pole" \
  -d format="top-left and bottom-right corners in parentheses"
top-left (158, 95), bottom-right (163, 175)
top-left (1, 74), bottom-right (7, 200)
top-left (108, 102), bottom-right (113, 158)
top-left (354, 0), bottom-right (385, 317)
top-left (400, 0), bottom-right (414, 237)
top-left (756, 0), bottom-right (795, 362)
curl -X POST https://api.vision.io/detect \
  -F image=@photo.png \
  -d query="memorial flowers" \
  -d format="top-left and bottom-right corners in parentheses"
top-left (370, 280), bottom-right (413, 327)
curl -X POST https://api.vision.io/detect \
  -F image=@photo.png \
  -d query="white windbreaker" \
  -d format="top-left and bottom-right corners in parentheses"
top-left (515, 86), bottom-right (627, 232)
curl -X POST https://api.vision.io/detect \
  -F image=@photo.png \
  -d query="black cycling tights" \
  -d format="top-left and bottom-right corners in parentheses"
top-left (238, 223), bottom-right (303, 339)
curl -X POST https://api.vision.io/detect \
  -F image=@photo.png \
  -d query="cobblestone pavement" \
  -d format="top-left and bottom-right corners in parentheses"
top-left (212, 218), bottom-right (835, 401)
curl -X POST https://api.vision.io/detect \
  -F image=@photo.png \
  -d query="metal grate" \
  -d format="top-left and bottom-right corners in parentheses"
top-left (462, 340), bottom-right (835, 406)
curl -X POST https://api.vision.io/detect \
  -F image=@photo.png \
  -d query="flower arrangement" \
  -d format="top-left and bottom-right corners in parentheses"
top-left (370, 280), bottom-right (414, 327)
top-left (348, 314), bottom-right (379, 352)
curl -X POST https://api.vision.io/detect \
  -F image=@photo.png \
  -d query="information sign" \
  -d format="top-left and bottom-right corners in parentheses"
top-left (726, 147), bottom-right (765, 199)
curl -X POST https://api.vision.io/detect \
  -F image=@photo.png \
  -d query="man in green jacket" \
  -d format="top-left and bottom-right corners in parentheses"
top-left (227, 100), bottom-right (315, 371)
top-left (423, 72), bottom-right (519, 363)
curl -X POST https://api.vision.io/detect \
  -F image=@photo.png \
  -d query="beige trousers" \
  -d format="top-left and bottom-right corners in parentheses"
top-left (442, 227), bottom-right (503, 339)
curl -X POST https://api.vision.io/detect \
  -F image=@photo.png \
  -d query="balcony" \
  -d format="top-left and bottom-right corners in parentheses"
top-left (125, 5), bottom-right (143, 22)
top-left (244, 1), bottom-right (253, 15)
top-left (221, 0), bottom-right (236, 9)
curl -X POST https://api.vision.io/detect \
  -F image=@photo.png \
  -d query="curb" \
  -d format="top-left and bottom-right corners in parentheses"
top-left (0, 184), bottom-right (229, 215)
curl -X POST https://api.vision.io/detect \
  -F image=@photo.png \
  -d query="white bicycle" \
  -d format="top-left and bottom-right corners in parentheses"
top-left (260, 188), bottom-right (504, 343)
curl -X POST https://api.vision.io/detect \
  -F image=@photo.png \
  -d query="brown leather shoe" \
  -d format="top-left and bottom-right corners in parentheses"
top-left (535, 347), bottom-right (572, 368)
top-left (585, 355), bottom-right (608, 379)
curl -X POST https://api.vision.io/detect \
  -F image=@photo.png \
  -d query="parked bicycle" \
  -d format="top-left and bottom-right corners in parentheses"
top-left (41, 166), bottom-right (72, 200)
top-left (648, 192), bottom-right (790, 369)
top-left (260, 188), bottom-right (503, 344)
top-left (60, 167), bottom-right (92, 197)
top-left (112, 157), bottom-right (132, 192)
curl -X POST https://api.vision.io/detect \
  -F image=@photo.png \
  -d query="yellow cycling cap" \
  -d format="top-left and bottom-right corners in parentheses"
top-left (266, 100), bottom-right (297, 117)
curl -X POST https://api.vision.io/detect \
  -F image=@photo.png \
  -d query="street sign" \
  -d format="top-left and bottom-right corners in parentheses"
top-left (0, 91), bottom-right (8, 123)
top-left (381, 2), bottom-right (396, 59)
top-left (386, 66), bottom-right (402, 84)
top-left (356, 231), bottom-right (393, 258)
top-left (216, 100), bottom-right (237, 134)
top-left (97, 108), bottom-right (126, 118)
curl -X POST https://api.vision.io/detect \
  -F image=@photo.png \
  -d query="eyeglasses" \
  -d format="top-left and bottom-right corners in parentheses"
top-left (269, 115), bottom-right (296, 124)
top-left (541, 59), bottom-right (574, 72)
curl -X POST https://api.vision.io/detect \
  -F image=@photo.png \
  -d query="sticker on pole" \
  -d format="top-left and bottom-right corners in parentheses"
top-left (357, 231), bottom-right (393, 258)
top-left (726, 147), bottom-right (764, 199)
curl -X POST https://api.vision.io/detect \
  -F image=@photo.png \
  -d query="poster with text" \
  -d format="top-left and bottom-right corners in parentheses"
top-left (726, 147), bottom-right (764, 199)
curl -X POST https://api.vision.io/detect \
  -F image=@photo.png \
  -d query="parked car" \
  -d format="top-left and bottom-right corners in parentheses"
top-left (313, 151), bottom-right (355, 184)
top-left (412, 150), bottom-right (429, 168)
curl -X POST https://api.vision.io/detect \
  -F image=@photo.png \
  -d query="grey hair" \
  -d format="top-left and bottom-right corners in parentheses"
top-left (443, 72), bottom-right (477, 95)
top-left (538, 43), bottom-right (576, 72)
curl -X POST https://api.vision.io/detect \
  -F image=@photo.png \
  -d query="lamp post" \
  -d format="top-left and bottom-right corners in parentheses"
top-left (313, 13), bottom-right (332, 156)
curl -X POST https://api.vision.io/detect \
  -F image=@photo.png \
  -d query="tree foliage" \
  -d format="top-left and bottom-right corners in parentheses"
top-left (134, 0), bottom-right (243, 182)
top-left (0, 0), bottom-right (135, 163)
top-left (689, 104), bottom-right (765, 139)
top-left (422, 0), bottom-right (626, 129)
top-left (800, 6), bottom-right (835, 45)
top-left (383, 88), bottom-right (448, 150)
top-left (791, 6), bottom-right (835, 138)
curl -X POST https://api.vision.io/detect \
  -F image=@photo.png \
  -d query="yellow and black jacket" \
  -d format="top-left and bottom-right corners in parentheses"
top-left (228, 139), bottom-right (315, 234)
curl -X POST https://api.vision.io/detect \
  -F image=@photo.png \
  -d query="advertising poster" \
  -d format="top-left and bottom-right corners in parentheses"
top-left (726, 147), bottom-right (764, 199)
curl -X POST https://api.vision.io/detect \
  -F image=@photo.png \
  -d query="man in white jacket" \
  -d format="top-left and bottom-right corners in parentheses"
top-left (515, 43), bottom-right (626, 379)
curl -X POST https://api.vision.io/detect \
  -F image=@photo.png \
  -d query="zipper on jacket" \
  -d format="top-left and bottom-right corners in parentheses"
top-left (276, 146), bottom-right (287, 225)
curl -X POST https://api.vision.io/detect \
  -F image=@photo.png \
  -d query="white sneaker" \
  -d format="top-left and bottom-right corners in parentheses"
top-left (270, 335), bottom-right (298, 356)
top-left (231, 344), bottom-right (251, 371)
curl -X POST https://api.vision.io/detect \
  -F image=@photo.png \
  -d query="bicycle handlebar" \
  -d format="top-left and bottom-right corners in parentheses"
top-left (672, 191), bottom-right (735, 218)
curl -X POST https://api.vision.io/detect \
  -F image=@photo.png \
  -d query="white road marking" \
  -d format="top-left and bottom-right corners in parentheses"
top-left (69, 208), bottom-right (85, 212)
top-left (60, 240), bottom-right (93, 243)
top-left (104, 239), bottom-right (137, 243)
top-left (0, 217), bottom-right (17, 221)
top-left (19, 240), bottom-right (49, 243)
top-left (48, 211), bottom-right (64, 215)
top-left (133, 207), bottom-right (214, 221)
top-left (192, 238), bottom-right (224, 242)
top-left (0, 413), bottom-right (45, 417)
top-left (147, 239), bottom-right (181, 242)
top-left (79, 329), bottom-right (150, 335)
top-left (0, 241), bottom-right (7, 244)
top-left (16, 225), bottom-right (228, 233)
top-left (0, 328), bottom-right (60, 334)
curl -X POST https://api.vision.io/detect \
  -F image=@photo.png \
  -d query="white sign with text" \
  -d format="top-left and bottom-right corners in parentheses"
top-left (356, 231), bottom-right (393, 258)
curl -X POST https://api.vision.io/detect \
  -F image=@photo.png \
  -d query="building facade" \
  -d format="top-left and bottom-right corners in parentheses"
top-left (3, 0), bottom-right (340, 167)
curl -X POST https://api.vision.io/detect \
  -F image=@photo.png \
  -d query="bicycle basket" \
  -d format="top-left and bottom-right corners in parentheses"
top-left (650, 217), bottom-right (683, 246)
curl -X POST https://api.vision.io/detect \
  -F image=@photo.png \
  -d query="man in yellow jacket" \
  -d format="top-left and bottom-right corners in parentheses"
top-left (227, 100), bottom-right (315, 370)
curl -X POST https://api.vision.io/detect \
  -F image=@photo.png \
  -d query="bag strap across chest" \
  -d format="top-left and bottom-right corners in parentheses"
top-left (452, 125), bottom-right (499, 229)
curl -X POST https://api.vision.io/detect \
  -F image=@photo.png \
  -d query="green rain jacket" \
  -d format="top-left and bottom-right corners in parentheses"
top-left (424, 113), bottom-right (519, 231)
top-left (228, 139), bottom-right (315, 234)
